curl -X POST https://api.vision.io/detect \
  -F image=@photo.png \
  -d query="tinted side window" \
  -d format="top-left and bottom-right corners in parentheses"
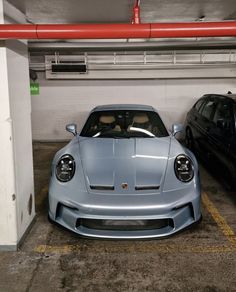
top-left (213, 101), bottom-right (233, 131)
top-left (201, 99), bottom-right (217, 120)
top-left (194, 98), bottom-right (205, 112)
top-left (213, 102), bottom-right (231, 123)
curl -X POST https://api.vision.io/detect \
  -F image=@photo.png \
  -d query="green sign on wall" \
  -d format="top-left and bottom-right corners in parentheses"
top-left (30, 83), bottom-right (40, 95)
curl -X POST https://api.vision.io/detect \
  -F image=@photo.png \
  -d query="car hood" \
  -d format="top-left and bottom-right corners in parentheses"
top-left (78, 137), bottom-right (171, 194)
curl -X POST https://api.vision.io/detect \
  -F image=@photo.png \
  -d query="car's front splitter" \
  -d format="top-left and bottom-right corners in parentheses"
top-left (48, 197), bottom-right (201, 239)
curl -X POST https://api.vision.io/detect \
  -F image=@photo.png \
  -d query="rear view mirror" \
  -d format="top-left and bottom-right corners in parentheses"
top-left (66, 123), bottom-right (77, 136)
top-left (172, 124), bottom-right (183, 136)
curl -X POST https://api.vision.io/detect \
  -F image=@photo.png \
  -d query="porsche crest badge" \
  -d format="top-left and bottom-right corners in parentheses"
top-left (121, 183), bottom-right (128, 189)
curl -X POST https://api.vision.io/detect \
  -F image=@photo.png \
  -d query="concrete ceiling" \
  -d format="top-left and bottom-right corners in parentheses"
top-left (7, 0), bottom-right (236, 24)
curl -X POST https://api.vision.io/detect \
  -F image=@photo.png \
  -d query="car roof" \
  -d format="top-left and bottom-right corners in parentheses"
top-left (92, 104), bottom-right (155, 112)
top-left (225, 94), bottom-right (236, 101)
top-left (203, 94), bottom-right (236, 102)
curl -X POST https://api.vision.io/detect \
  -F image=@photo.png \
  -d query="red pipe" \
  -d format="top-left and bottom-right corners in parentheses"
top-left (37, 24), bottom-right (150, 39)
top-left (0, 24), bottom-right (37, 39)
top-left (133, 0), bottom-right (141, 24)
top-left (0, 24), bottom-right (150, 39)
top-left (150, 22), bottom-right (236, 38)
top-left (1, 22), bottom-right (236, 39)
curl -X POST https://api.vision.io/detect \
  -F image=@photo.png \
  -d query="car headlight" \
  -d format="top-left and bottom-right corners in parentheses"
top-left (56, 154), bottom-right (75, 182)
top-left (174, 154), bottom-right (194, 182)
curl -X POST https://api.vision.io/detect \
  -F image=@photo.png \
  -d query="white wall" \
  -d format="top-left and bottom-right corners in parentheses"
top-left (0, 0), bottom-right (35, 250)
top-left (7, 40), bottom-right (35, 242)
top-left (32, 73), bottom-right (236, 140)
top-left (0, 44), bottom-right (18, 249)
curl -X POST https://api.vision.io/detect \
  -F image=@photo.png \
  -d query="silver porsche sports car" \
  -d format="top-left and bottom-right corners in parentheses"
top-left (48, 104), bottom-right (201, 239)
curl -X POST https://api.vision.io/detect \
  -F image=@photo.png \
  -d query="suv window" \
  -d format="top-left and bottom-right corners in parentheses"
top-left (213, 102), bottom-right (231, 123)
top-left (213, 101), bottom-right (233, 131)
top-left (194, 98), bottom-right (205, 112)
top-left (201, 98), bottom-right (217, 120)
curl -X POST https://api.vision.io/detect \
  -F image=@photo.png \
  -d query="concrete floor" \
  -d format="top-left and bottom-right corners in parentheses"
top-left (1, 142), bottom-right (236, 292)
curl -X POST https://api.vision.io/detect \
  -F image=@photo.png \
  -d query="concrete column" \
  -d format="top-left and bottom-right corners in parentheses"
top-left (0, 0), bottom-right (35, 250)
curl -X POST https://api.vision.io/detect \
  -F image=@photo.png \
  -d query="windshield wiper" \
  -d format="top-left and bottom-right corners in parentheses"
top-left (129, 126), bottom-right (155, 137)
top-left (92, 127), bottom-right (114, 138)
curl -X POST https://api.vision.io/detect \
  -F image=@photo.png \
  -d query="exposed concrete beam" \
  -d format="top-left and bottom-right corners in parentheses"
top-left (3, 0), bottom-right (27, 24)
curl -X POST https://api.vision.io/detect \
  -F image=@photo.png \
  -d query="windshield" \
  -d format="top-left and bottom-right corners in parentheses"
top-left (80, 110), bottom-right (169, 138)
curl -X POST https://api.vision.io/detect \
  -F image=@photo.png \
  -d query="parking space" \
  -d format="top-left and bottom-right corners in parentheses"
top-left (2, 1), bottom-right (236, 291)
top-left (0, 142), bottom-right (235, 292)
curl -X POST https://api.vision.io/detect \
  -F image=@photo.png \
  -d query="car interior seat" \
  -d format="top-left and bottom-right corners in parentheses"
top-left (98, 115), bottom-right (121, 132)
top-left (129, 113), bottom-right (152, 132)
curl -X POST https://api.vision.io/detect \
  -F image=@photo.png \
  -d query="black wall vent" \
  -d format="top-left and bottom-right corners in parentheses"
top-left (51, 61), bottom-right (87, 73)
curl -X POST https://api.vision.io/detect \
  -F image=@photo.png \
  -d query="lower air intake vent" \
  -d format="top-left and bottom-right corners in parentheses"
top-left (77, 218), bottom-right (173, 231)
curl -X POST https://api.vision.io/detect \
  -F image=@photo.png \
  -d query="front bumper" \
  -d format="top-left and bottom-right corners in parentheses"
top-left (48, 187), bottom-right (201, 239)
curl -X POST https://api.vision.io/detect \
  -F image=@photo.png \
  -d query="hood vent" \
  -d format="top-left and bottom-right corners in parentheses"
top-left (90, 185), bottom-right (114, 191)
top-left (90, 185), bottom-right (160, 191)
top-left (135, 185), bottom-right (160, 191)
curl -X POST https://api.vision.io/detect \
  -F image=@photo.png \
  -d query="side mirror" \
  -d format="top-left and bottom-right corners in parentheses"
top-left (66, 123), bottom-right (77, 136)
top-left (172, 124), bottom-right (183, 136)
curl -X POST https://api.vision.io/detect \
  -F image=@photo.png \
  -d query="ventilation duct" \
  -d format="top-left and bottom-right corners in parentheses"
top-left (48, 55), bottom-right (87, 75)
top-left (51, 61), bottom-right (87, 73)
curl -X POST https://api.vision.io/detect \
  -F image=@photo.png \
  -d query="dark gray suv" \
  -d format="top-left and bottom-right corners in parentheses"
top-left (185, 93), bottom-right (236, 187)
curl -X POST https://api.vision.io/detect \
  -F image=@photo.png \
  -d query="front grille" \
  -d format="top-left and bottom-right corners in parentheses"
top-left (173, 203), bottom-right (195, 220)
top-left (76, 218), bottom-right (173, 231)
top-left (55, 203), bottom-right (78, 219)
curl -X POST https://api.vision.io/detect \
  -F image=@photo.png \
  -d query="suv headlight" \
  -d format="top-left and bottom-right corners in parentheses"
top-left (174, 154), bottom-right (194, 182)
top-left (56, 154), bottom-right (75, 182)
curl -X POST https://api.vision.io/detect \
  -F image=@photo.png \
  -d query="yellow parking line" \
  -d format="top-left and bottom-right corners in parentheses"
top-left (202, 191), bottom-right (236, 251)
top-left (34, 190), bottom-right (236, 254)
top-left (34, 243), bottom-right (233, 254)
top-left (35, 244), bottom-right (72, 254)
